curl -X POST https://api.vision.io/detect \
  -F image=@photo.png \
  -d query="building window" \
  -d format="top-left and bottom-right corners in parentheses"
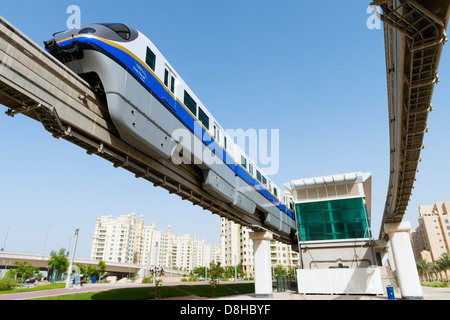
top-left (146, 47), bottom-right (156, 71)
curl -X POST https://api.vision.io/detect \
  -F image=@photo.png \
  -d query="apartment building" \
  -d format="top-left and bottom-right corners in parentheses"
top-left (90, 213), bottom-right (146, 264)
top-left (220, 218), bottom-right (299, 277)
top-left (90, 213), bottom-right (220, 271)
top-left (411, 201), bottom-right (450, 262)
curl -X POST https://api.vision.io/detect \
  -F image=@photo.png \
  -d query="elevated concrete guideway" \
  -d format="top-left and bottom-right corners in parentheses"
top-left (373, 0), bottom-right (450, 240)
top-left (371, 0), bottom-right (450, 299)
top-left (0, 16), bottom-right (296, 247)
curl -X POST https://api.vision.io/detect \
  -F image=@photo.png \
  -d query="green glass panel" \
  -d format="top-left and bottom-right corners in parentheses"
top-left (300, 202), bottom-right (321, 213)
top-left (341, 207), bottom-right (364, 221)
top-left (297, 197), bottom-right (370, 241)
top-left (338, 198), bottom-right (363, 209)
top-left (320, 200), bottom-right (340, 211)
top-left (304, 212), bottom-right (322, 224)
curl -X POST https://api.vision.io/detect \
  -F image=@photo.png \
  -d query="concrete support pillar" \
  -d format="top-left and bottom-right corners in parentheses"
top-left (249, 231), bottom-right (273, 298)
top-left (384, 221), bottom-right (423, 300)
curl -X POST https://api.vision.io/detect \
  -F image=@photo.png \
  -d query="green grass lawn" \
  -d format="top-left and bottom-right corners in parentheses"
top-left (0, 283), bottom-right (66, 295)
top-left (29, 283), bottom-right (255, 300)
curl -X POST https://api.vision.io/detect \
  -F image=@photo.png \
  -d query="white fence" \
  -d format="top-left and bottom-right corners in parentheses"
top-left (297, 266), bottom-right (384, 295)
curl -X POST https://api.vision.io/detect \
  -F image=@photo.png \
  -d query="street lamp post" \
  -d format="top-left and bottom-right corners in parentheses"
top-left (65, 228), bottom-right (79, 288)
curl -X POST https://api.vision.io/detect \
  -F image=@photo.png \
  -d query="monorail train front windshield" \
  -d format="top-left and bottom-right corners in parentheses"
top-left (77, 23), bottom-right (139, 42)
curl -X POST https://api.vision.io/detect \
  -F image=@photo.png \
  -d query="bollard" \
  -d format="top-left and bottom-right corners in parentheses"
top-left (386, 285), bottom-right (395, 300)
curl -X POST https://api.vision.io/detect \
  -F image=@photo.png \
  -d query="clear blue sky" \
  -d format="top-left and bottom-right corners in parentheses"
top-left (1, 1), bottom-right (449, 259)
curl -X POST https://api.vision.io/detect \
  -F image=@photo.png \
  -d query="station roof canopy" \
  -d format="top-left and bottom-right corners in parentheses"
top-left (285, 172), bottom-right (372, 190)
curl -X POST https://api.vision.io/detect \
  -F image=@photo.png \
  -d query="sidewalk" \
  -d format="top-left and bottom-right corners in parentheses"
top-left (1, 282), bottom-right (449, 300)
top-left (214, 285), bottom-right (450, 300)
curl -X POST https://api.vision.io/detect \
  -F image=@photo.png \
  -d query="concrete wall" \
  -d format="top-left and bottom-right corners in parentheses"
top-left (299, 240), bottom-right (376, 269)
top-left (297, 266), bottom-right (384, 294)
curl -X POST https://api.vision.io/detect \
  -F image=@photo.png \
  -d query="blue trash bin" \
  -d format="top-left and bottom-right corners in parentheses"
top-left (386, 285), bottom-right (395, 300)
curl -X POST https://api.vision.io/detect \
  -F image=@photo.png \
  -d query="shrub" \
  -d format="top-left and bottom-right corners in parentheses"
top-left (422, 281), bottom-right (448, 288)
top-left (0, 272), bottom-right (19, 291)
top-left (141, 277), bottom-right (153, 284)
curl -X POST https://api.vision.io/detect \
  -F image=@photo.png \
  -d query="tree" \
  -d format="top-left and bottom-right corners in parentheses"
top-left (437, 253), bottom-right (450, 282)
top-left (274, 265), bottom-right (287, 277)
top-left (150, 267), bottom-right (164, 300)
top-left (430, 261), bottom-right (442, 282)
top-left (76, 263), bottom-right (87, 278)
top-left (209, 261), bottom-right (224, 297)
top-left (13, 261), bottom-right (39, 282)
top-left (86, 265), bottom-right (97, 281)
top-left (48, 248), bottom-right (69, 281)
top-left (193, 266), bottom-right (206, 278)
top-left (97, 260), bottom-right (106, 282)
top-left (416, 259), bottom-right (432, 282)
top-left (0, 270), bottom-right (19, 291)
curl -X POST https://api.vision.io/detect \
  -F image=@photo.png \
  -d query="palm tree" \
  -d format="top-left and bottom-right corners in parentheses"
top-left (437, 253), bottom-right (450, 282)
top-left (416, 259), bottom-right (432, 282)
top-left (430, 261), bottom-right (442, 282)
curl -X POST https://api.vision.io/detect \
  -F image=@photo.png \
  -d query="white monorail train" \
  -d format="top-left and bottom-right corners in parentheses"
top-left (44, 23), bottom-right (296, 235)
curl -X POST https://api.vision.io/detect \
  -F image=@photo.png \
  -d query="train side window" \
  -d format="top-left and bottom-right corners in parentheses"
top-left (241, 156), bottom-right (247, 169)
top-left (164, 69), bottom-right (176, 94)
top-left (274, 187), bottom-right (278, 197)
top-left (164, 69), bottom-right (169, 87)
top-left (214, 124), bottom-right (221, 145)
top-left (146, 47), bottom-right (156, 71)
top-left (224, 137), bottom-right (227, 150)
top-left (256, 170), bottom-right (262, 182)
top-left (170, 76), bottom-right (175, 94)
top-left (262, 176), bottom-right (267, 187)
top-left (198, 107), bottom-right (209, 130)
top-left (248, 163), bottom-right (254, 176)
top-left (184, 91), bottom-right (197, 116)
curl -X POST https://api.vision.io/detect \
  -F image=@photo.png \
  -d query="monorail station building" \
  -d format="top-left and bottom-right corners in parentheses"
top-left (285, 172), bottom-right (384, 294)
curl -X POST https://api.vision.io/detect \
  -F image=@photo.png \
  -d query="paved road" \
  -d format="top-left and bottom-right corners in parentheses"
top-left (1, 282), bottom-right (449, 300)
top-left (0, 282), bottom-right (156, 300)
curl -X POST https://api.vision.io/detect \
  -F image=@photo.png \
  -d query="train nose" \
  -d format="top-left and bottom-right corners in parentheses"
top-left (43, 37), bottom-right (83, 60)
top-left (44, 38), bottom-right (58, 53)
